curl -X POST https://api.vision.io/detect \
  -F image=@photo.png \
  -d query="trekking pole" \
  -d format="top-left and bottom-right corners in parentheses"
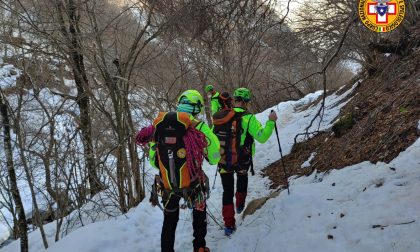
top-left (212, 168), bottom-right (218, 190)
top-left (271, 110), bottom-right (290, 195)
top-left (206, 208), bottom-right (224, 229)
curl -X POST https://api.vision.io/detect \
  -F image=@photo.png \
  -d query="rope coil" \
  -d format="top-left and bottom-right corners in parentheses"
top-left (135, 125), bottom-right (154, 146)
top-left (135, 124), bottom-right (207, 181)
top-left (183, 127), bottom-right (208, 181)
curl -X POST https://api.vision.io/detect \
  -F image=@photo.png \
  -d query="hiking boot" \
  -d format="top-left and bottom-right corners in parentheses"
top-left (195, 247), bottom-right (210, 252)
top-left (224, 226), bottom-right (236, 236)
top-left (236, 205), bottom-right (244, 214)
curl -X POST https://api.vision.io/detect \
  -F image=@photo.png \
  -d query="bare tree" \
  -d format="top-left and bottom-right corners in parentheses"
top-left (0, 90), bottom-right (28, 252)
top-left (11, 90), bottom-right (49, 248)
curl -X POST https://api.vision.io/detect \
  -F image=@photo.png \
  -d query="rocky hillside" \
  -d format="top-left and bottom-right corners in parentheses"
top-left (266, 46), bottom-right (420, 188)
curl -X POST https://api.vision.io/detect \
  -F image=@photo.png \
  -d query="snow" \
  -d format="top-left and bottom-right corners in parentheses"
top-left (301, 152), bottom-right (317, 169)
top-left (417, 120), bottom-right (420, 130)
top-left (0, 65), bottom-right (88, 245)
top-left (63, 79), bottom-right (75, 88)
top-left (253, 81), bottom-right (358, 170)
top-left (0, 226), bottom-right (8, 246)
top-left (0, 65), bottom-right (19, 243)
top-left (0, 65), bottom-right (19, 88)
top-left (63, 79), bottom-right (77, 96)
top-left (0, 85), bottom-right (353, 251)
top-left (2, 81), bottom-right (419, 252)
top-left (219, 138), bottom-right (420, 252)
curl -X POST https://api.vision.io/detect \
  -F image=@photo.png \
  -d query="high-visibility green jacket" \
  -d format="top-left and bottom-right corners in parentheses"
top-left (210, 92), bottom-right (222, 115)
top-left (149, 114), bottom-right (221, 169)
top-left (234, 107), bottom-right (275, 156)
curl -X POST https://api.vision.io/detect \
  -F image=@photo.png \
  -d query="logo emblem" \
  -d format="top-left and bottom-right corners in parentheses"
top-left (164, 137), bottom-right (177, 144)
top-left (358, 0), bottom-right (405, 33)
top-left (177, 148), bottom-right (186, 159)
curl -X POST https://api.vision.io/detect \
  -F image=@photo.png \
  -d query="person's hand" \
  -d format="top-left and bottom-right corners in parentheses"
top-left (269, 110), bottom-right (278, 122)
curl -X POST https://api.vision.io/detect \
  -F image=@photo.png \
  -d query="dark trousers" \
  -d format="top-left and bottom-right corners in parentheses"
top-left (220, 169), bottom-right (248, 227)
top-left (161, 195), bottom-right (207, 252)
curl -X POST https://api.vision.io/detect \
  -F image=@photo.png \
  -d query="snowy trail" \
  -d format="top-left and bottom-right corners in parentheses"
top-left (217, 138), bottom-right (420, 252)
top-left (0, 84), bottom-right (353, 251)
top-left (2, 82), bottom-right (419, 252)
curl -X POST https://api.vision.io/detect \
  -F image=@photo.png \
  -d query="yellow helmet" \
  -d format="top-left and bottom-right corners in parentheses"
top-left (177, 90), bottom-right (204, 114)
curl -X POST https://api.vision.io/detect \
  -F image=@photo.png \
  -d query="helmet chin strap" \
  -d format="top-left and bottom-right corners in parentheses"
top-left (191, 103), bottom-right (202, 116)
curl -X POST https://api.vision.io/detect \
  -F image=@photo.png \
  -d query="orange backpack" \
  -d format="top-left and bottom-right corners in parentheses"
top-left (213, 109), bottom-right (255, 174)
top-left (153, 112), bottom-right (195, 190)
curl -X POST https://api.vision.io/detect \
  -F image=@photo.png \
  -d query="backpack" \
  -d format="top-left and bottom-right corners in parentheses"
top-left (212, 92), bottom-right (232, 110)
top-left (153, 112), bottom-right (202, 190)
top-left (213, 109), bottom-right (254, 173)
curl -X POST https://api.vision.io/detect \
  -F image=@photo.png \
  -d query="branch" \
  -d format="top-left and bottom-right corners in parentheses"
top-left (372, 220), bottom-right (415, 229)
top-left (296, 12), bottom-right (357, 142)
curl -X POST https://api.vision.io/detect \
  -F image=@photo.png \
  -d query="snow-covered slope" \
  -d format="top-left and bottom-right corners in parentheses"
top-left (2, 82), bottom-right (419, 252)
top-left (0, 64), bottom-right (83, 245)
top-left (220, 138), bottom-right (420, 252)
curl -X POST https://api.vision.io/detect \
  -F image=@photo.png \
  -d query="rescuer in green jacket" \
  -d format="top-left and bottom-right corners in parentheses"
top-left (205, 84), bottom-right (223, 115)
top-left (215, 87), bottom-right (277, 236)
top-left (148, 90), bottom-right (220, 252)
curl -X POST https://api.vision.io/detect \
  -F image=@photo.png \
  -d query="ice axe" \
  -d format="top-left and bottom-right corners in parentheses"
top-left (271, 109), bottom-right (290, 195)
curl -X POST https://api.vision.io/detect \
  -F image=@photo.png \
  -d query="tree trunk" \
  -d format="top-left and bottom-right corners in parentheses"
top-left (14, 93), bottom-right (49, 249)
top-left (125, 97), bottom-right (143, 204)
top-left (116, 147), bottom-right (128, 213)
top-left (65, 0), bottom-right (102, 196)
top-left (44, 120), bottom-right (58, 201)
top-left (0, 95), bottom-right (28, 252)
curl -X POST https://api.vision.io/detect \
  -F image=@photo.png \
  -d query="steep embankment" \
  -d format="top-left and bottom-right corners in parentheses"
top-left (265, 47), bottom-right (420, 188)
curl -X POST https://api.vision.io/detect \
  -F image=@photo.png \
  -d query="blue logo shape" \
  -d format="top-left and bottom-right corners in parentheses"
top-left (376, 5), bottom-right (388, 17)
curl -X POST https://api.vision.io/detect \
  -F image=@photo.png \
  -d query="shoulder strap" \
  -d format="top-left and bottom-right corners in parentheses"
top-left (154, 112), bottom-right (192, 127)
top-left (234, 111), bottom-right (252, 131)
top-left (176, 112), bottom-right (193, 128)
top-left (211, 92), bottom-right (220, 100)
top-left (243, 114), bottom-right (254, 146)
top-left (153, 112), bottom-right (167, 127)
top-left (213, 109), bottom-right (236, 125)
top-left (192, 119), bottom-right (203, 130)
top-left (240, 113), bottom-right (255, 176)
top-left (244, 114), bottom-right (254, 135)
